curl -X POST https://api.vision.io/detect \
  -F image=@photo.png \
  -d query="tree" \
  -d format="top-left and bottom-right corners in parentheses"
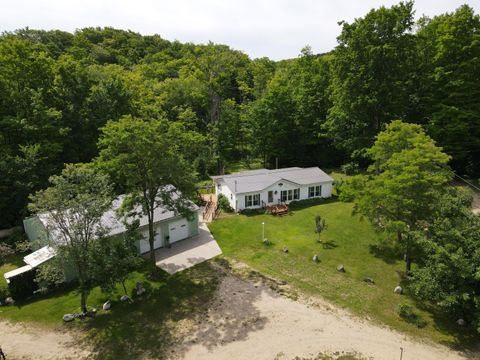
top-left (416, 5), bottom-right (480, 177)
top-left (29, 164), bottom-right (113, 313)
top-left (314, 215), bottom-right (326, 243)
top-left (348, 121), bottom-right (451, 272)
top-left (411, 187), bottom-right (480, 331)
top-left (327, 1), bottom-right (418, 161)
top-left (91, 220), bottom-right (142, 295)
top-left (97, 115), bottom-right (197, 273)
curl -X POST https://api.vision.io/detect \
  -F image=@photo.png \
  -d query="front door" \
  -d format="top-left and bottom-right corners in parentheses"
top-left (268, 191), bottom-right (274, 203)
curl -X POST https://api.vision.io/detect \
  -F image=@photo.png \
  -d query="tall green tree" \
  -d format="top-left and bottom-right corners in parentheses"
top-left (347, 121), bottom-right (451, 272)
top-left (327, 1), bottom-right (418, 161)
top-left (417, 5), bottom-right (480, 176)
top-left (411, 187), bottom-right (480, 331)
top-left (97, 115), bottom-right (197, 273)
top-left (29, 164), bottom-right (113, 313)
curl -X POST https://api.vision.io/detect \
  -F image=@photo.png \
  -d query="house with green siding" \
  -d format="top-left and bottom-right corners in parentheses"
top-left (4, 194), bottom-right (200, 284)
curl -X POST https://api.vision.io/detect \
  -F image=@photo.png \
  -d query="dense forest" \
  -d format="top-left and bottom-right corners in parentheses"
top-left (0, 1), bottom-right (479, 228)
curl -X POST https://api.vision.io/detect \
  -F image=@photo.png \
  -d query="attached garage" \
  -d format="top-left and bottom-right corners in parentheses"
top-left (168, 219), bottom-right (189, 244)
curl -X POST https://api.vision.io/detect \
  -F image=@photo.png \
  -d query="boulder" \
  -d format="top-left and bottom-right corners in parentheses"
top-left (337, 264), bottom-right (345, 273)
top-left (63, 314), bottom-right (75, 322)
top-left (313, 255), bottom-right (319, 263)
top-left (394, 286), bottom-right (403, 294)
top-left (120, 295), bottom-right (130, 302)
top-left (283, 247), bottom-right (289, 253)
top-left (363, 277), bottom-right (375, 284)
top-left (5, 297), bottom-right (15, 305)
top-left (137, 287), bottom-right (146, 296)
top-left (457, 318), bottom-right (466, 326)
top-left (135, 282), bottom-right (146, 296)
top-left (102, 300), bottom-right (111, 311)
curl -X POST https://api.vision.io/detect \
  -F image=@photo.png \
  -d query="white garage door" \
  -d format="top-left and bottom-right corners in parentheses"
top-left (139, 228), bottom-right (163, 254)
top-left (169, 219), bottom-right (189, 244)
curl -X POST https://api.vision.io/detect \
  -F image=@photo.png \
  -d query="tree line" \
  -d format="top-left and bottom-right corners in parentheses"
top-left (1, 1), bottom-right (479, 228)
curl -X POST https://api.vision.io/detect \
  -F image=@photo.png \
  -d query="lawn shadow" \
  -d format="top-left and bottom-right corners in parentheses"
top-left (368, 243), bottom-right (402, 265)
top-left (320, 239), bottom-right (338, 250)
top-left (81, 262), bottom-right (270, 359)
top-left (81, 263), bottom-right (219, 359)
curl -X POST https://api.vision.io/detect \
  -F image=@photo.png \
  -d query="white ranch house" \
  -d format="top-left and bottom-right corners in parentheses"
top-left (211, 167), bottom-right (334, 212)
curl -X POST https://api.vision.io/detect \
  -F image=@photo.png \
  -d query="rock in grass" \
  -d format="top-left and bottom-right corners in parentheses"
top-left (120, 295), bottom-right (130, 302)
top-left (136, 282), bottom-right (146, 296)
top-left (363, 277), bottom-right (375, 284)
top-left (102, 300), bottom-right (111, 311)
top-left (63, 314), bottom-right (75, 322)
top-left (5, 297), bottom-right (14, 305)
top-left (283, 247), bottom-right (289, 253)
top-left (263, 238), bottom-right (270, 245)
top-left (313, 254), bottom-right (319, 263)
top-left (394, 286), bottom-right (403, 294)
top-left (457, 318), bottom-right (466, 326)
top-left (337, 264), bottom-right (345, 272)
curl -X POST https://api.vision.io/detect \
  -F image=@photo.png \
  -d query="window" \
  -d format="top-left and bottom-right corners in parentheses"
top-left (309, 185), bottom-right (322, 198)
top-left (268, 191), bottom-right (273, 203)
top-left (245, 194), bottom-right (260, 207)
top-left (281, 188), bottom-right (300, 202)
top-left (294, 188), bottom-right (300, 200)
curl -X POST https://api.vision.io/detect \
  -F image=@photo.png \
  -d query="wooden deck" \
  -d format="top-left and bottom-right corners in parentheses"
top-left (200, 193), bottom-right (218, 223)
top-left (265, 203), bottom-right (289, 216)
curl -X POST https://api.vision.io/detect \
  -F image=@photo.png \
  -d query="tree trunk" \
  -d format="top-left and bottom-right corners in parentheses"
top-left (80, 290), bottom-right (88, 314)
top-left (148, 210), bottom-right (156, 274)
top-left (217, 158), bottom-right (224, 175)
top-left (405, 253), bottom-right (412, 274)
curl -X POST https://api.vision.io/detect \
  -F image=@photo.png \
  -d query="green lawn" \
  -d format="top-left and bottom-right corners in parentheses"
top-left (0, 260), bottom-right (219, 359)
top-left (209, 200), bottom-right (476, 348)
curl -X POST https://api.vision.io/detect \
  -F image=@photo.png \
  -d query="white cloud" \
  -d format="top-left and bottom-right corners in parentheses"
top-left (1, 0), bottom-right (478, 60)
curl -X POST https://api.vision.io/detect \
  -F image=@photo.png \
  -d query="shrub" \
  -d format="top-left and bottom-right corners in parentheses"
top-left (289, 197), bottom-right (326, 210)
top-left (240, 208), bottom-right (265, 216)
top-left (217, 194), bottom-right (234, 212)
top-left (0, 242), bottom-right (14, 265)
top-left (398, 303), bottom-right (427, 328)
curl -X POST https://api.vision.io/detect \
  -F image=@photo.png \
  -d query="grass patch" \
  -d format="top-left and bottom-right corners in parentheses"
top-left (0, 261), bottom-right (219, 359)
top-left (0, 253), bottom-right (25, 298)
top-left (209, 200), bottom-right (476, 348)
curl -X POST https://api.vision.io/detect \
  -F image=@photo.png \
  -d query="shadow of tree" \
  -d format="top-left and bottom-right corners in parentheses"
top-left (368, 243), bottom-right (401, 264)
top-left (173, 271), bottom-right (271, 357)
top-left (80, 262), bottom-right (271, 359)
top-left (80, 263), bottom-right (219, 359)
top-left (321, 240), bottom-right (338, 249)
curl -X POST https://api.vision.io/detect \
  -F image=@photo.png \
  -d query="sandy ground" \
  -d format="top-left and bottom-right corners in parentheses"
top-left (0, 321), bottom-right (90, 360)
top-left (172, 270), bottom-right (475, 360)
top-left (0, 267), bottom-right (477, 360)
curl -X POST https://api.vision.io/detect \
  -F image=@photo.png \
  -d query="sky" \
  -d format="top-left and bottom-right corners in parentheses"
top-left (1, 0), bottom-right (479, 60)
